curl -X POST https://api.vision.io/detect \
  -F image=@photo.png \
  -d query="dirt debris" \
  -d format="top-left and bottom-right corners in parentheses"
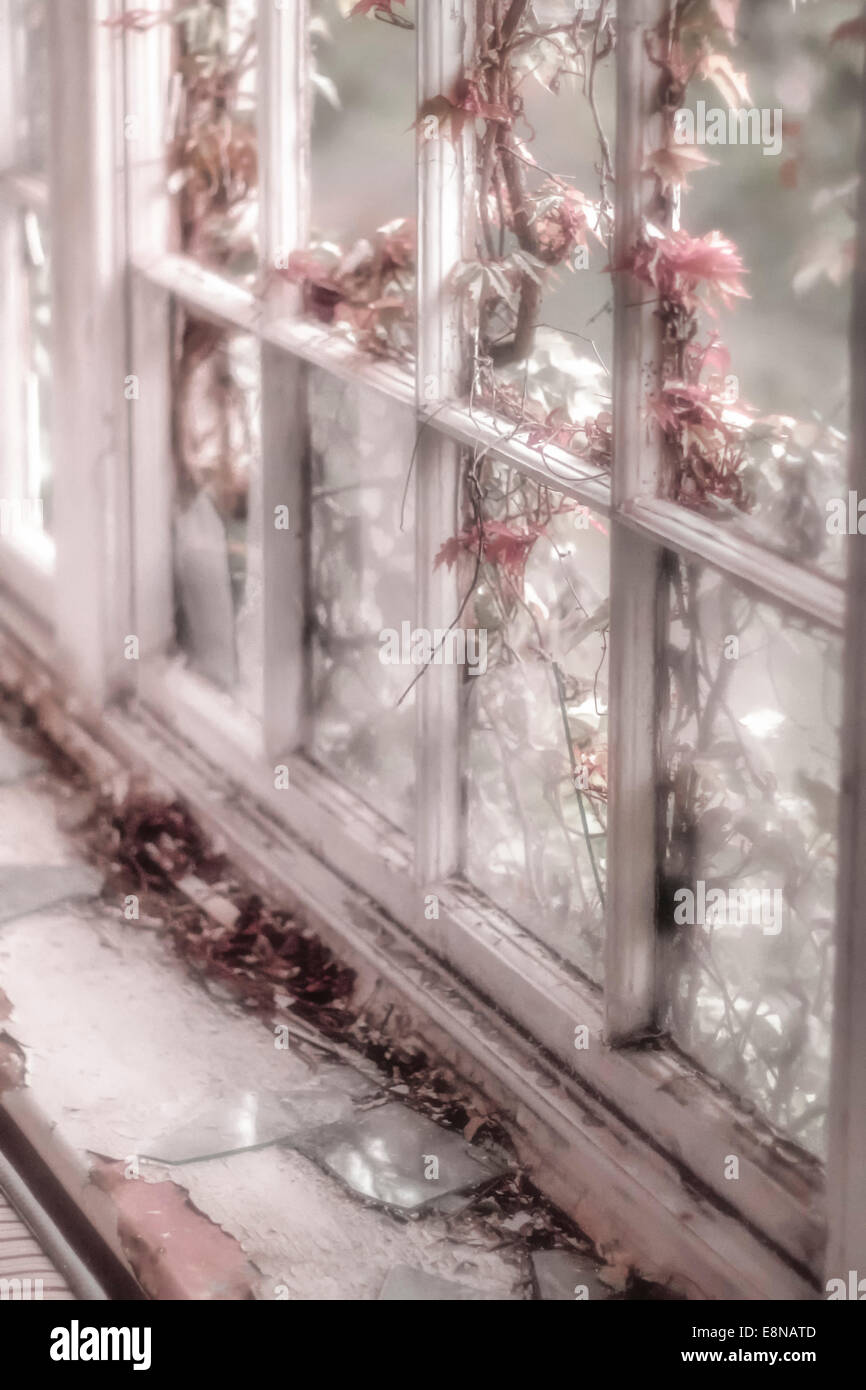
top-left (0, 679), bottom-right (673, 1296)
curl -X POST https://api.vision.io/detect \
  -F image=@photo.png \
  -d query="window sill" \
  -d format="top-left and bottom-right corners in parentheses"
top-left (0, 618), bottom-right (821, 1298)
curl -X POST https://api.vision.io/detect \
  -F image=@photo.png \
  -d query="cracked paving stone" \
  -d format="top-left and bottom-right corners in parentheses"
top-left (530, 1248), bottom-right (612, 1301)
top-left (296, 1102), bottom-right (507, 1212)
top-left (0, 733), bottom-right (44, 786)
top-left (139, 1083), bottom-right (355, 1165)
top-left (0, 864), bottom-right (103, 925)
top-left (378, 1264), bottom-right (494, 1301)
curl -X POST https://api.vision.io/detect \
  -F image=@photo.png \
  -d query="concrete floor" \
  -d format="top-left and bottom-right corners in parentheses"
top-left (0, 726), bottom-right (605, 1300)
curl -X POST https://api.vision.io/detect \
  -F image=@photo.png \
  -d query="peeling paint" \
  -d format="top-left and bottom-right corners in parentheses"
top-left (89, 1159), bottom-right (256, 1301)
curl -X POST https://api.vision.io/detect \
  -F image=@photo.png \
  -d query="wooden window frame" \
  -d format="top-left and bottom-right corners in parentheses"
top-left (4, 0), bottom-right (864, 1290)
top-left (0, 0), bottom-right (55, 619)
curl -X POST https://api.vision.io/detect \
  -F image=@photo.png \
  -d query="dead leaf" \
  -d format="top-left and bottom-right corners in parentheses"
top-left (463, 1115), bottom-right (487, 1142)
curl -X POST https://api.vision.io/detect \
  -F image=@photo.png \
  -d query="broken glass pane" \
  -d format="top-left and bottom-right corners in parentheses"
top-left (165, 0), bottom-right (258, 282)
top-left (461, 462), bottom-right (609, 980)
top-left (530, 1248), bottom-right (612, 1301)
top-left (171, 311), bottom-right (262, 716)
top-left (298, 1102), bottom-right (505, 1212)
top-left (309, 367), bottom-right (416, 832)
top-left (660, 559), bottom-right (841, 1156)
top-left (139, 1084), bottom-right (353, 1165)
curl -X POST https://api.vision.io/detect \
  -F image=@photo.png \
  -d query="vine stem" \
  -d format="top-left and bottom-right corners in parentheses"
top-left (552, 660), bottom-right (606, 908)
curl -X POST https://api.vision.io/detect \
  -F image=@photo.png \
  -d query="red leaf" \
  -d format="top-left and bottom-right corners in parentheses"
top-left (617, 229), bottom-right (748, 313)
top-left (435, 520), bottom-right (548, 583)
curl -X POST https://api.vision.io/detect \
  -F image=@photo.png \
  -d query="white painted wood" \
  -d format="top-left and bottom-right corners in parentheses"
top-left (123, 0), bottom-right (175, 264)
top-left (129, 273), bottom-right (174, 661)
top-left (414, 0), bottom-right (475, 883)
top-left (265, 311), bottom-right (416, 405)
top-left (124, 4), bottom-right (186, 684)
top-left (626, 496), bottom-right (844, 631)
top-left (0, 0), bottom-right (53, 613)
top-left (259, 344), bottom-right (308, 757)
top-left (49, 0), bottom-right (129, 708)
top-left (258, 0), bottom-right (309, 277)
top-left (0, 0), bottom-right (853, 1289)
top-left (92, 689), bottom-right (818, 1297)
top-left (604, 0), bottom-right (669, 1042)
top-left (258, 0), bottom-right (310, 756)
top-left (137, 253), bottom-right (845, 629)
top-left (826, 48), bottom-right (866, 1290)
top-left (131, 642), bottom-right (822, 1276)
top-left (132, 252), bottom-right (258, 328)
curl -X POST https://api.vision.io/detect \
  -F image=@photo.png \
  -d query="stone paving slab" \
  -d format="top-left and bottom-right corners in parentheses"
top-left (0, 907), bottom-right (521, 1300)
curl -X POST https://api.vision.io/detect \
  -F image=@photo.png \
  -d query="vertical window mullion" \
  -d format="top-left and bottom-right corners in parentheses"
top-left (259, 0), bottom-right (308, 283)
top-left (0, 0), bottom-right (21, 510)
top-left (605, 0), bottom-right (668, 1042)
top-left (50, 0), bottom-right (126, 705)
top-left (258, 0), bottom-right (310, 759)
top-left (414, 0), bottom-right (475, 884)
top-left (826, 46), bottom-right (866, 1286)
top-left (127, 1), bottom-right (175, 666)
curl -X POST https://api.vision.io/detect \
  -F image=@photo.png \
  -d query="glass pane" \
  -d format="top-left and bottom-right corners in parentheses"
top-left (10, 0), bottom-right (50, 174)
top-left (310, 0), bottom-right (416, 244)
top-left (309, 367), bottom-right (416, 830)
top-left (457, 1), bottom-right (615, 465)
top-left (660, 559), bottom-right (841, 1156)
top-left (295, 2), bottom-right (416, 360)
top-left (460, 462), bottom-right (609, 980)
top-left (166, 0), bottom-right (258, 281)
top-left (171, 311), bottom-right (262, 716)
top-left (665, 0), bottom-right (856, 577)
